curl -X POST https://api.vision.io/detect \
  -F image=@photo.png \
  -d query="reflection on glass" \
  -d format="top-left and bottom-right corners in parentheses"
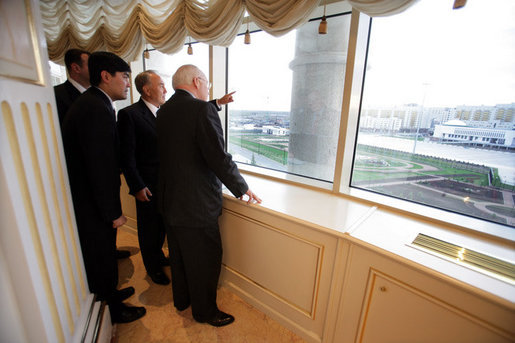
top-left (352, 1), bottom-right (515, 227)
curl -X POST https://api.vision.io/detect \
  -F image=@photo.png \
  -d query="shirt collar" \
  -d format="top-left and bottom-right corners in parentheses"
top-left (141, 98), bottom-right (159, 117)
top-left (68, 78), bottom-right (88, 93)
top-left (177, 88), bottom-right (195, 99)
top-left (94, 86), bottom-right (116, 112)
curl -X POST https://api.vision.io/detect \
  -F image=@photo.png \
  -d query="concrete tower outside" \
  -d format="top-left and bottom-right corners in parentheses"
top-left (287, 16), bottom-right (351, 181)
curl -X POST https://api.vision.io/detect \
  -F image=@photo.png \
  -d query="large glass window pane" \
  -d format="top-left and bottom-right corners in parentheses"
top-left (48, 60), bottom-right (66, 86)
top-left (145, 43), bottom-right (209, 101)
top-left (228, 14), bottom-right (351, 182)
top-left (351, 1), bottom-right (515, 227)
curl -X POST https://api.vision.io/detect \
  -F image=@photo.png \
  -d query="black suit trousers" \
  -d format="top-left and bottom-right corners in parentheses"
top-left (74, 207), bottom-right (118, 302)
top-left (165, 223), bottom-right (222, 322)
top-left (136, 196), bottom-right (166, 273)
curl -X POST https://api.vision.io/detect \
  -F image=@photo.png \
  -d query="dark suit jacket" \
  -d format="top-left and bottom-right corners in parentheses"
top-left (156, 89), bottom-right (248, 227)
top-left (54, 80), bottom-right (81, 126)
top-left (62, 87), bottom-right (122, 224)
top-left (117, 98), bottom-right (159, 194)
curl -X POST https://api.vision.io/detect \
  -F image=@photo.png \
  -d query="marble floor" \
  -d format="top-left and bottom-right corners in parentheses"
top-left (113, 226), bottom-right (306, 343)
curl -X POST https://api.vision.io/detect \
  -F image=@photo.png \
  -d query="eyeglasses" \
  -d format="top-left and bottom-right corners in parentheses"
top-left (197, 77), bottom-right (212, 90)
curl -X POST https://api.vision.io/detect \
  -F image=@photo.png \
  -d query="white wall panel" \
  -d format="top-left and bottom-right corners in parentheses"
top-left (220, 199), bottom-right (341, 343)
top-left (221, 209), bottom-right (322, 315)
top-left (0, 0), bottom-right (102, 341)
top-left (359, 271), bottom-right (513, 343)
top-left (334, 244), bottom-right (515, 343)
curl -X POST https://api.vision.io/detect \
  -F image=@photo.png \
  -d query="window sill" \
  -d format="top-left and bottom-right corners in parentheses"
top-left (223, 172), bottom-right (515, 304)
top-left (224, 171), bottom-right (372, 236)
top-left (347, 187), bottom-right (515, 242)
top-left (234, 162), bottom-right (515, 243)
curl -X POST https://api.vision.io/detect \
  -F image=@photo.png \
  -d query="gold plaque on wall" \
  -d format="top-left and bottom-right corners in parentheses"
top-left (0, 0), bottom-right (44, 85)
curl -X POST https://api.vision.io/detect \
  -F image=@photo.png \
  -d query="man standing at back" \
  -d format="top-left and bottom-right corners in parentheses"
top-left (157, 64), bottom-right (261, 327)
top-left (62, 51), bottom-right (146, 324)
top-left (54, 49), bottom-right (90, 125)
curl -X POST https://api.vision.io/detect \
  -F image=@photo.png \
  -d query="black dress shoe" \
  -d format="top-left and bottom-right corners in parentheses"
top-left (97, 287), bottom-right (134, 302)
top-left (174, 302), bottom-right (190, 311)
top-left (160, 256), bottom-right (170, 266)
top-left (111, 303), bottom-right (146, 324)
top-left (115, 287), bottom-right (135, 302)
top-left (205, 311), bottom-right (235, 327)
top-left (149, 271), bottom-right (170, 285)
top-left (116, 250), bottom-right (131, 259)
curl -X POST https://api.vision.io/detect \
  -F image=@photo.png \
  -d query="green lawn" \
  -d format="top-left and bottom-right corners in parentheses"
top-left (485, 205), bottom-right (515, 217)
top-left (230, 135), bottom-right (501, 190)
top-left (354, 146), bottom-right (491, 187)
top-left (231, 135), bottom-right (288, 164)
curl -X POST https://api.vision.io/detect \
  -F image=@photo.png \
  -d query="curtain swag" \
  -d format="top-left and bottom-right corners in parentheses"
top-left (40, 0), bottom-right (418, 63)
top-left (346, 0), bottom-right (419, 17)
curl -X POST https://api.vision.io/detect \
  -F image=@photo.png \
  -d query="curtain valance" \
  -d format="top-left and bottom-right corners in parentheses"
top-left (346, 0), bottom-right (418, 17)
top-left (40, 0), bottom-right (418, 63)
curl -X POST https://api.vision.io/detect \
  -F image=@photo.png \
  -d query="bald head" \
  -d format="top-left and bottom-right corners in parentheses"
top-left (172, 64), bottom-right (210, 101)
top-left (172, 65), bottom-right (203, 90)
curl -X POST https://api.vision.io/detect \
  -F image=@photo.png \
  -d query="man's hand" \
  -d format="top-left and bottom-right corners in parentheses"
top-left (239, 189), bottom-right (262, 205)
top-left (135, 187), bottom-right (152, 202)
top-left (112, 215), bottom-right (127, 228)
top-left (217, 91), bottom-right (236, 106)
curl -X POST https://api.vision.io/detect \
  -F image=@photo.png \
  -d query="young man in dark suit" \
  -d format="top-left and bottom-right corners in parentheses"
top-left (62, 51), bottom-right (146, 324)
top-left (55, 49), bottom-right (130, 261)
top-left (156, 64), bottom-right (261, 327)
top-left (54, 49), bottom-right (90, 126)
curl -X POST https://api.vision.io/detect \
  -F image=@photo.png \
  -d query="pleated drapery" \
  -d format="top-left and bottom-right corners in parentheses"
top-left (40, 0), bottom-right (418, 63)
top-left (346, 0), bottom-right (418, 17)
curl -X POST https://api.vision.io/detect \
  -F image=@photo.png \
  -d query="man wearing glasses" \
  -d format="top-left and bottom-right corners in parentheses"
top-left (156, 64), bottom-right (261, 327)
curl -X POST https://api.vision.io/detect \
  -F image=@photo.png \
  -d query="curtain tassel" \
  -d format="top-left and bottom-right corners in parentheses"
top-left (319, 16), bottom-right (327, 34)
top-left (319, 2), bottom-right (327, 34)
top-left (244, 29), bottom-right (251, 44)
top-left (453, 0), bottom-right (466, 9)
top-left (244, 21), bottom-right (251, 44)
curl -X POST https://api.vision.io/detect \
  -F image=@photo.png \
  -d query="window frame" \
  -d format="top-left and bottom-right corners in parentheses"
top-left (342, 11), bottom-right (514, 240)
top-left (224, 9), bottom-right (353, 187)
top-left (219, 8), bottom-right (514, 242)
